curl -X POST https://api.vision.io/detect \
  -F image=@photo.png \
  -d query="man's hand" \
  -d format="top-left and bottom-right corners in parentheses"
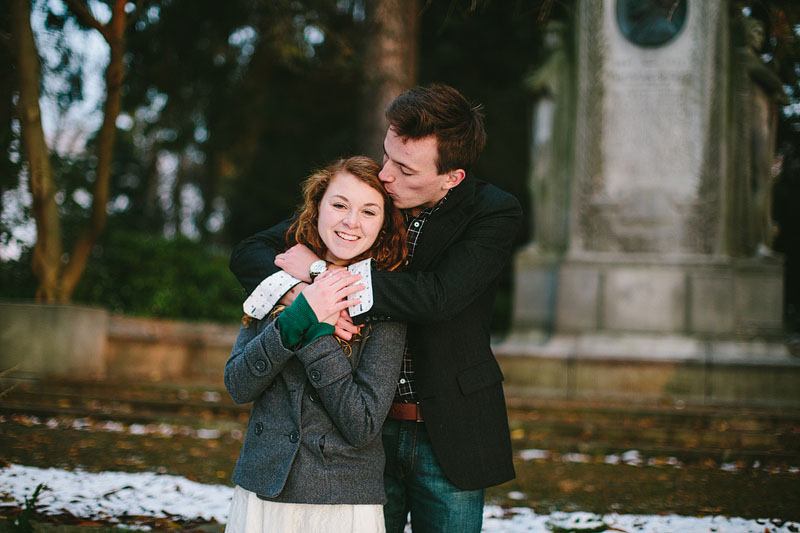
top-left (301, 270), bottom-right (364, 326)
top-left (334, 309), bottom-right (361, 340)
top-left (278, 282), bottom-right (307, 307)
top-left (275, 244), bottom-right (320, 282)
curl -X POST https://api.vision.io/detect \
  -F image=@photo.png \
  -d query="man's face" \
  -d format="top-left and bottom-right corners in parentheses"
top-left (379, 127), bottom-right (454, 215)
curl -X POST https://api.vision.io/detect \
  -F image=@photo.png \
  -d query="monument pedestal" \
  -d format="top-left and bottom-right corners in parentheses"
top-left (501, 248), bottom-right (795, 407)
top-left (502, 1), bottom-right (795, 407)
top-left (495, 335), bottom-right (800, 408)
top-left (553, 251), bottom-right (782, 340)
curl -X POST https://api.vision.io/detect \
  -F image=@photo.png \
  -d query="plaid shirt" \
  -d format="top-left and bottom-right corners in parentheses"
top-left (395, 193), bottom-right (450, 403)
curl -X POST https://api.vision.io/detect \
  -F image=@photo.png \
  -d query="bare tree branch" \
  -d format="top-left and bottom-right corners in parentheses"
top-left (60, 0), bottom-right (129, 299)
top-left (63, 0), bottom-right (109, 40)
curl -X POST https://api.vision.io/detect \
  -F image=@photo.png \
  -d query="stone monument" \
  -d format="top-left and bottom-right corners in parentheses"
top-left (500, 0), bottom-right (797, 407)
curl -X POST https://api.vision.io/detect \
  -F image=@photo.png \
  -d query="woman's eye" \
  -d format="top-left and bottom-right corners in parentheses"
top-left (363, 210), bottom-right (377, 217)
top-left (332, 202), bottom-right (346, 209)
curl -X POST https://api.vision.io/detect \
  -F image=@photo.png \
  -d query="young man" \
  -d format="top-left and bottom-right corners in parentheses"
top-left (230, 84), bottom-right (521, 532)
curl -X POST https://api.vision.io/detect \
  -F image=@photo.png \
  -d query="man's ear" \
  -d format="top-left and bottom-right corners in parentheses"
top-left (443, 169), bottom-right (466, 190)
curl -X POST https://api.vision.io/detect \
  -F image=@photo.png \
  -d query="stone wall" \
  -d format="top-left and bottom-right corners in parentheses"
top-left (0, 301), bottom-right (108, 379)
top-left (106, 315), bottom-right (238, 382)
top-left (0, 301), bottom-right (239, 383)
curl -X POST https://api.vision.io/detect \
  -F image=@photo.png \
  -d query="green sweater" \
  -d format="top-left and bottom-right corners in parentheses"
top-left (276, 293), bottom-right (335, 348)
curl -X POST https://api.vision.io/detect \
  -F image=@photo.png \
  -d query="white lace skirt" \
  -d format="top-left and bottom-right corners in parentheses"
top-left (225, 485), bottom-right (386, 533)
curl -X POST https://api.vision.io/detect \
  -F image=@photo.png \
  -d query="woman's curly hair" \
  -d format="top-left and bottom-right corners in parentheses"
top-left (287, 156), bottom-right (408, 271)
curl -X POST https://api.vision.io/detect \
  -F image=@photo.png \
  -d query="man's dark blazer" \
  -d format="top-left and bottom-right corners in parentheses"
top-left (229, 174), bottom-right (521, 490)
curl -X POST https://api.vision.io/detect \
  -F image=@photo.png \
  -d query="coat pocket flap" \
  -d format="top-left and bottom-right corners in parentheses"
top-left (456, 360), bottom-right (504, 396)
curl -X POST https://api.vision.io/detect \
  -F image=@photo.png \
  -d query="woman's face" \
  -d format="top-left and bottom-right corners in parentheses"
top-left (318, 171), bottom-right (385, 265)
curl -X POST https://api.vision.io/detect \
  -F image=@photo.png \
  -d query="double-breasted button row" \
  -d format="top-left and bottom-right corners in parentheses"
top-left (254, 423), bottom-right (300, 443)
top-left (363, 315), bottom-right (391, 322)
top-left (254, 359), bottom-right (267, 372)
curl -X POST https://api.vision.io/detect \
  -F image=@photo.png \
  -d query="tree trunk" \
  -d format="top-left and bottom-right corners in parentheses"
top-left (58, 0), bottom-right (128, 299)
top-left (11, 0), bottom-right (132, 302)
top-left (10, 0), bottom-right (63, 302)
top-left (357, 0), bottom-right (420, 159)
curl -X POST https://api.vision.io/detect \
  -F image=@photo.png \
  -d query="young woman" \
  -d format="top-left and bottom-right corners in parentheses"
top-left (224, 156), bottom-right (407, 533)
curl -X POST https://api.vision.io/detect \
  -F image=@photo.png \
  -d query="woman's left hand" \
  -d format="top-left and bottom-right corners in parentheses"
top-left (301, 270), bottom-right (364, 326)
top-left (334, 309), bottom-right (361, 340)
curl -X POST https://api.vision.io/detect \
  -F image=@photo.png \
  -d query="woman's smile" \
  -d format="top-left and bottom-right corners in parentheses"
top-left (335, 230), bottom-right (360, 241)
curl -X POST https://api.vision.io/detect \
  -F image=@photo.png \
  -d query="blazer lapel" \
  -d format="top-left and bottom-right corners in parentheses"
top-left (409, 176), bottom-right (475, 271)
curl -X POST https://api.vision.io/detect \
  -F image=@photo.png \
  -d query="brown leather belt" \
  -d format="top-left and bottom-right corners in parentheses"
top-left (388, 402), bottom-right (423, 422)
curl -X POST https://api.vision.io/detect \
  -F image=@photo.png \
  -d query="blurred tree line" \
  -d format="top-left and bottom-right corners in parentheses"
top-left (1, 0), bottom-right (565, 323)
top-left (1, 0), bottom-right (798, 326)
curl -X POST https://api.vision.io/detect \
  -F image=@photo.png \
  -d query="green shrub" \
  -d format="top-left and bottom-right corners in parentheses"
top-left (73, 230), bottom-right (244, 322)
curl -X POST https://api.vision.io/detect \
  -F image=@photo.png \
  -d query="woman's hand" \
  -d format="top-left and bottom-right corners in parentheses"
top-left (301, 270), bottom-right (364, 326)
top-left (334, 309), bottom-right (362, 340)
top-left (275, 244), bottom-right (320, 282)
top-left (278, 281), bottom-right (307, 306)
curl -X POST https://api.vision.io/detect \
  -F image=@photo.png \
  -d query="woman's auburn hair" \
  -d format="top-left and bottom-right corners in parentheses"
top-left (287, 155), bottom-right (408, 271)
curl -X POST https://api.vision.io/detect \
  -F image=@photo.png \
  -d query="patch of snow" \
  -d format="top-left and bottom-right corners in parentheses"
top-left (519, 449), bottom-right (550, 461)
top-left (1, 465), bottom-right (798, 532)
top-left (721, 462), bottom-right (739, 472)
top-left (547, 511), bottom-right (607, 531)
top-left (196, 429), bottom-right (221, 439)
top-left (603, 453), bottom-right (620, 465)
top-left (4, 414), bottom-right (240, 442)
top-left (561, 453), bottom-right (590, 463)
top-left (202, 391), bottom-right (222, 403)
top-left (0, 464), bottom-right (232, 523)
top-left (621, 449), bottom-right (644, 466)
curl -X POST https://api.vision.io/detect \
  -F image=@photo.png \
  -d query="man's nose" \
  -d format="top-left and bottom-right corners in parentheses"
top-left (378, 167), bottom-right (393, 183)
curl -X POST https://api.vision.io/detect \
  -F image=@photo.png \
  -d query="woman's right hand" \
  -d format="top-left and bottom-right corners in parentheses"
top-left (301, 270), bottom-right (364, 326)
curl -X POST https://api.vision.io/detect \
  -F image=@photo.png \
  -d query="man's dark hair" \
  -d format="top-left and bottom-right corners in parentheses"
top-left (385, 84), bottom-right (487, 174)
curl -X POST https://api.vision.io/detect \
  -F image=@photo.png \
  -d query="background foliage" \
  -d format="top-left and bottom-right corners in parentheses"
top-left (1, 0), bottom-right (798, 327)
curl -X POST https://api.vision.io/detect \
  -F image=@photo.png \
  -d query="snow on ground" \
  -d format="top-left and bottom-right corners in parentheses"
top-left (518, 448), bottom-right (800, 475)
top-left (2, 464), bottom-right (799, 532)
top-left (1, 463), bottom-right (232, 523)
top-left (8, 415), bottom-right (799, 476)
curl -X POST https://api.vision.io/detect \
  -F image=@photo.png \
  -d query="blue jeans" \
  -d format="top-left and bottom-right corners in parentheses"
top-left (382, 419), bottom-right (485, 533)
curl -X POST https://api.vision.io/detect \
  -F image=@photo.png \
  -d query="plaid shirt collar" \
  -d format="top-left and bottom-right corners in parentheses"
top-left (405, 191), bottom-right (450, 222)
top-left (403, 192), bottom-right (450, 264)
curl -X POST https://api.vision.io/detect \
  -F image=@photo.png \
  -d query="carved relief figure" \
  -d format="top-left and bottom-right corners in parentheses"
top-left (524, 21), bottom-right (573, 253)
top-left (732, 16), bottom-right (787, 256)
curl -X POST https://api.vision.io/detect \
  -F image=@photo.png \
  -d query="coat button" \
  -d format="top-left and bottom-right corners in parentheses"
top-left (254, 359), bottom-right (267, 372)
top-left (308, 392), bottom-right (317, 402)
top-left (289, 430), bottom-right (299, 443)
top-left (310, 369), bottom-right (321, 381)
top-left (254, 422), bottom-right (263, 435)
